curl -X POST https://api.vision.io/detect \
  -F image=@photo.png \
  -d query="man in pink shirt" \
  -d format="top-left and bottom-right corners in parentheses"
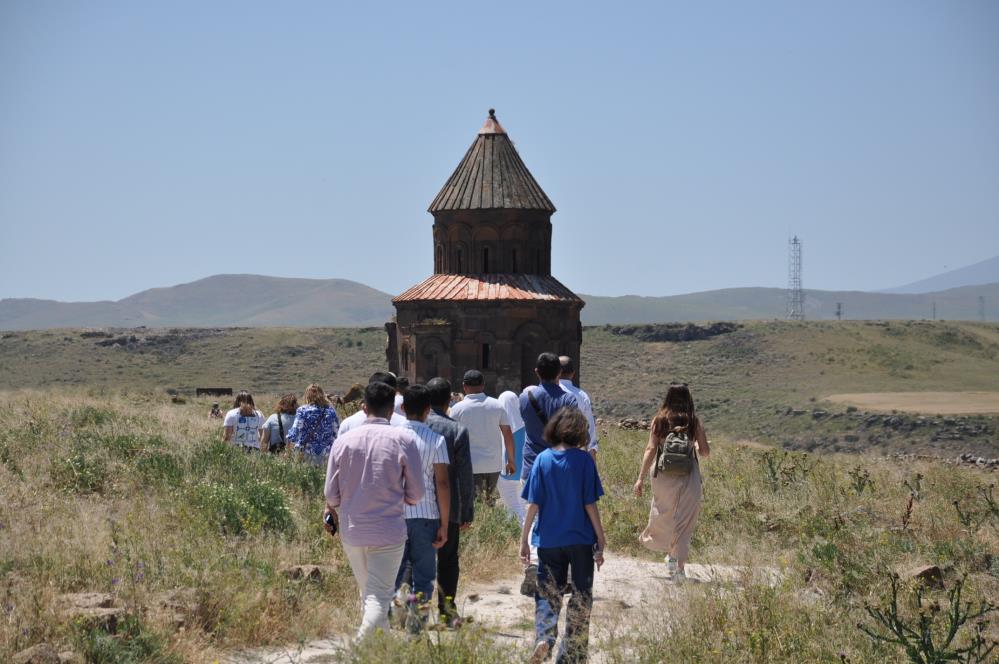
top-left (324, 381), bottom-right (425, 640)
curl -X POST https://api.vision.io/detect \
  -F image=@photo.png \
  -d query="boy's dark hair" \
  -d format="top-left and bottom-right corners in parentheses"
top-left (426, 377), bottom-right (452, 408)
top-left (543, 407), bottom-right (589, 448)
top-left (369, 371), bottom-right (398, 391)
top-left (397, 376), bottom-right (410, 392)
top-left (535, 352), bottom-right (561, 381)
top-left (364, 381), bottom-right (396, 417)
top-left (403, 384), bottom-right (431, 417)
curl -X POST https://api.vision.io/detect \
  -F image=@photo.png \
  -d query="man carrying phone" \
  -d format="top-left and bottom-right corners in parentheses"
top-left (324, 381), bottom-right (425, 640)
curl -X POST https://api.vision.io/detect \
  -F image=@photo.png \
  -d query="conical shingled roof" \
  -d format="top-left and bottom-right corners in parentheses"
top-left (428, 110), bottom-right (556, 213)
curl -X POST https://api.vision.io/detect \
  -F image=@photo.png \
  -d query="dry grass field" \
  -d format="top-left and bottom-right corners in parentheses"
top-left (2, 389), bottom-right (998, 663)
top-left (825, 392), bottom-right (999, 415)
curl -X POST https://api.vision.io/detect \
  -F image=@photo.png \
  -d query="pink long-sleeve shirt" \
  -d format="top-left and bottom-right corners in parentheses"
top-left (324, 417), bottom-right (425, 547)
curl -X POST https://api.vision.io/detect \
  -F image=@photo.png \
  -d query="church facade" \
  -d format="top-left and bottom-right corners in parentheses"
top-left (386, 110), bottom-right (583, 394)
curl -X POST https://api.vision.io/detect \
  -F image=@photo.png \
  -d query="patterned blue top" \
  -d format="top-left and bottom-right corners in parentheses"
top-left (288, 405), bottom-right (340, 457)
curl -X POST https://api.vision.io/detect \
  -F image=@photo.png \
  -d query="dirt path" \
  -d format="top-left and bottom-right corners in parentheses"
top-left (227, 556), bottom-right (781, 663)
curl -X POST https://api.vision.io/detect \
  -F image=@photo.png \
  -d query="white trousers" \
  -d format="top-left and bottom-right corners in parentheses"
top-left (341, 540), bottom-right (406, 640)
top-left (499, 478), bottom-right (538, 563)
top-left (497, 477), bottom-right (526, 526)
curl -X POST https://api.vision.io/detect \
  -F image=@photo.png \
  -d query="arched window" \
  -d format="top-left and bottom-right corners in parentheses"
top-left (455, 249), bottom-right (463, 273)
top-left (512, 248), bottom-right (518, 272)
top-left (435, 245), bottom-right (444, 273)
top-left (482, 247), bottom-right (490, 274)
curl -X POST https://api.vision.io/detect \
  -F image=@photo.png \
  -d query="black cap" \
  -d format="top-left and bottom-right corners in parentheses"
top-left (462, 369), bottom-right (484, 385)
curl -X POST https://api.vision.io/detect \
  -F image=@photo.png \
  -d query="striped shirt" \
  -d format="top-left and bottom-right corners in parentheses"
top-left (403, 420), bottom-right (449, 520)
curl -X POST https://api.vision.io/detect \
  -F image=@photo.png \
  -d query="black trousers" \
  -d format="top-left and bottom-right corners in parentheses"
top-left (436, 521), bottom-right (461, 615)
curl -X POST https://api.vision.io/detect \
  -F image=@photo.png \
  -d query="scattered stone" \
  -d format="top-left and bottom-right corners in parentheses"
top-left (58, 653), bottom-right (83, 664)
top-left (496, 586), bottom-right (512, 595)
top-left (843, 434), bottom-right (860, 443)
top-left (13, 644), bottom-right (60, 664)
top-left (467, 593), bottom-right (480, 603)
top-left (899, 564), bottom-right (943, 588)
top-left (58, 592), bottom-right (113, 609)
top-left (811, 410), bottom-right (828, 419)
top-left (280, 564), bottom-right (335, 581)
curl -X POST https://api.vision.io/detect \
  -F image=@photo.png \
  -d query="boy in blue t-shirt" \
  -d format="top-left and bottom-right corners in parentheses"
top-left (520, 408), bottom-right (606, 664)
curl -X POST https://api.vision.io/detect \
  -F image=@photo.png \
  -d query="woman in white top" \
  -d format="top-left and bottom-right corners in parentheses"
top-left (261, 393), bottom-right (298, 454)
top-left (223, 391), bottom-right (265, 451)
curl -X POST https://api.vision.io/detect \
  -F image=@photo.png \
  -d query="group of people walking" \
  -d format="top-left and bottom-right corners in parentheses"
top-left (218, 353), bottom-right (709, 664)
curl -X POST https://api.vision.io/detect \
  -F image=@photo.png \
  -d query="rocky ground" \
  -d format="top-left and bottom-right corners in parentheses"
top-left (226, 555), bottom-right (782, 664)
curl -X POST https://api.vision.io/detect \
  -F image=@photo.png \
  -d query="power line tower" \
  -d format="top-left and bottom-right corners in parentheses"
top-left (979, 295), bottom-right (986, 322)
top-left (786, 236), bottom-right (804, 321)
top-left (836, 302), bottom-right (843, 321)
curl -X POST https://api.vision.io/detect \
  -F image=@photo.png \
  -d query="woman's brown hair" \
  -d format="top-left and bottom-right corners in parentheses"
top-left (303, 383), bottom-right (331, 408)
top-left (543, 407), bottom-right (590, 449)
top-left (234, 390), bottom-right (256, 416)
top-left (276, 393), bottom-right (298, 415)
top-left (651, 383), bottom-right (698, 439)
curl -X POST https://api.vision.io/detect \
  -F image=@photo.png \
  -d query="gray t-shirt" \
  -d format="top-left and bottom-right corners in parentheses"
top-left (263, 413), bottom-right (296, 447)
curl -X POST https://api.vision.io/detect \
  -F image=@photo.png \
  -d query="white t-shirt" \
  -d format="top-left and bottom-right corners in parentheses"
top-left (403, 421), bottom-right (450, 520)
top-left (394, 393), bottom-right (405, 416)
top-left (497, 390), bottom-right (525, 432)
top-left (449, 392), bottom-right (510, 474)
top-left (559, 379), bottom-right (599, 450)
top-left (224, 408), bottom-right (265, 448)
top-left (337, 409), bottom-right (407, 437)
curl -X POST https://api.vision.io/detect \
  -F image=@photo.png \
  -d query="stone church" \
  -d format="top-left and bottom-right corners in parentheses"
top-left (386, 110), bottom-right (583, 394)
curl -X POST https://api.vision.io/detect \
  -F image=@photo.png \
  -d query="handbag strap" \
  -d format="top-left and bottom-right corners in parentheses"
top-left (277, 411), bottom-right (286, 443)
top-left (527, 389), bottom-right (548, 426)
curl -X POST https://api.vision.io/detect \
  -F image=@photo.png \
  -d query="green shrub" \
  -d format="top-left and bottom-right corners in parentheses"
top-left (50, 448), bottom-right (110, 494)
top-left (135, 450), bottom-right (185, 487)
top-left (74, 613), bottom-right (181, 664)
top-left (192, 480), bottom-right (295, 536)
top-left (70, 405), bottom-right (116, 428)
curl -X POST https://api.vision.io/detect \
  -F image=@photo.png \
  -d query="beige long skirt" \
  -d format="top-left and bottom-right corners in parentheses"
top-left (639, 464), bottom-right (702, 563)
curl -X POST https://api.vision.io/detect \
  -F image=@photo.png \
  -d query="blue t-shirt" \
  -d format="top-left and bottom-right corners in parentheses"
top-left (519, 383), bottom-right (578, 481)
top-left (521, 447), bottom-right (604, 548)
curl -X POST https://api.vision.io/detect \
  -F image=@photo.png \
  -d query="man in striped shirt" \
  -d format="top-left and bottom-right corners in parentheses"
top-left (394, 384), bottom-right (451, 604)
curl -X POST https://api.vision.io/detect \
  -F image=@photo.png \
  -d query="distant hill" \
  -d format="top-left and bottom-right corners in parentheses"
top-left (884, 254), bottom-right (999, 294)
top-left (580, 282), bottom-right (999, 324)
top-left (2, 274), bottom-right (997, 329)
top-left (0, 275), bottom-right (395, 329)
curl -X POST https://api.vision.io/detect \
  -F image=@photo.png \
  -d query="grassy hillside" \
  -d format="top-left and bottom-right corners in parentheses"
top-left (4, 274), bottom-right (998, 329)
top-left (2, 321), bottom-right (998, 459)
top-left (1, 391), bottom-right (997, 662)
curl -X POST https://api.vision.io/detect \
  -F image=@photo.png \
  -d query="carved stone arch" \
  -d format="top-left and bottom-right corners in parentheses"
top-left (417, 336), bottom-right (449, 384)
top-left (473, 226), bottom-right (499, 274)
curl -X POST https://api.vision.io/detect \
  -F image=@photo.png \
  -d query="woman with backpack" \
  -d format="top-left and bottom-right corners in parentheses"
top-left (633, 383), bottom-right (710, 581)
top-left (261, 393), bottom-right (298, 454)
top-left (287, 384), bottom-right (340, 465)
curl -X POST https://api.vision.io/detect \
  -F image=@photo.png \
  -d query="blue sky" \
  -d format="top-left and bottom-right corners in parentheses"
top-left (1, 0), bottom-right (997, 301)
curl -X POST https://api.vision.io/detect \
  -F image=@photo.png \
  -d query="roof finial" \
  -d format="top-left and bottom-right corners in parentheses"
top-left (488, 108), bottom-right (496, 119)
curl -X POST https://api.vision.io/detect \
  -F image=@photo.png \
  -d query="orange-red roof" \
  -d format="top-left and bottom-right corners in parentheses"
top-left (393, 274), bottom-right (583, 304)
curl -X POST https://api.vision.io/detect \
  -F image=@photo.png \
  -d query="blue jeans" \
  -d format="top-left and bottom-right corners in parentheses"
top-left (536, 544), bottom-right (595, 664)
top-left (394, 518), bottom-right (439, 600)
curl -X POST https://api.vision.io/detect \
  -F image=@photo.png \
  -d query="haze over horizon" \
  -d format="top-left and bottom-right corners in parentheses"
top-left (1, 1), bottom-right (997, 302)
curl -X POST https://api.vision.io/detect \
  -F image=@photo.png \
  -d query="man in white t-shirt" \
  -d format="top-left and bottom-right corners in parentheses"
top-left (448, 370), bottom-right (515, 504)
top-left (338, 371), bottom-right (408, 436)
top-left (559, 356), bottom-right (599, 460)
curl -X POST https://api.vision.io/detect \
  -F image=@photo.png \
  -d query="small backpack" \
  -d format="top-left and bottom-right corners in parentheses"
top-left (654, 429), bottom-right (696, 476)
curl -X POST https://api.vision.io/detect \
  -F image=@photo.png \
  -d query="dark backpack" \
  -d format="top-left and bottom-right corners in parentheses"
top-left (654, 430), bottom-right (696, 476)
